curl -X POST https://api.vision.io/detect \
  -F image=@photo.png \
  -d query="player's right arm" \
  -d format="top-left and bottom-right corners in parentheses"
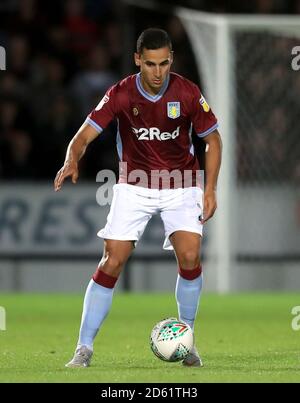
top-left (54, 82), bottom-right (121, 191)
top-left (54, 123), bottom-right (99, 192)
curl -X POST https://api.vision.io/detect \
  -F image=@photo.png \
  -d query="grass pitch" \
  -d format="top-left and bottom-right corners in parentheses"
top-left (0, 292), bottom-right (299, 383)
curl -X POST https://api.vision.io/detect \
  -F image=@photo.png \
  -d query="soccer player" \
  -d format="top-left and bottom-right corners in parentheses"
top-left (54, 28), bottom-right (222, 368)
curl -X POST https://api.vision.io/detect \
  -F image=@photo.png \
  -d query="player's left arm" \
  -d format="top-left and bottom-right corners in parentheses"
top-left (201, 129), bottom-right (222, 223)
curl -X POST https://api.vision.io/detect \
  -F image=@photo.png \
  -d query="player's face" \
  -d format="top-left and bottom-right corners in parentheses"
top-left (135, 47), bottom-right (173, 95)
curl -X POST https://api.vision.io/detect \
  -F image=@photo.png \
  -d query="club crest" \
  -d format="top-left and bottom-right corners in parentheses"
top-left (167, 102), bottom-right (180, 119)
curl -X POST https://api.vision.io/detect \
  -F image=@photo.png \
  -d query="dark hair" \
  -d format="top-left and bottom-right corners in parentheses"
top-left (136, 28), bottom-right (172, 54)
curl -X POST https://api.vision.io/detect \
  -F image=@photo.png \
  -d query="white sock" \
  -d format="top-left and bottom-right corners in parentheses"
top-left (175, 273), bottom-right (203, 330)
top-left (77, 279), bottom-right (114, 351)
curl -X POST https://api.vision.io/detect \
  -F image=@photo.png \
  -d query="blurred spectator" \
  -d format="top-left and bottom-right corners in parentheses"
top-left (29, 56), bottom-right (68, 126)
top-left (63, 0), bottom-right (99, 56)
top-left (35, 93), bottom-right (78, 178)
top-left (0, 97), bottom-right (36, 179)
top-left (70, 44), bottom-right (117, 118)
top-left (103, 21), bottom-right (123, 74)
top-left (0, 72), bottom-right (28, 101)
top-left (255, 0), bottom-right (276, 13)
top-left (4, 0), bottom-right (46, 51)
top-left (45, 26), bottom-right (79, 81)
top-left (7, 35), bottom-right (30, 79)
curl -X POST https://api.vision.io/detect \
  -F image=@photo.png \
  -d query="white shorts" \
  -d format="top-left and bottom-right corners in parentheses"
top-left (98, 184), bottom-right (203, 250)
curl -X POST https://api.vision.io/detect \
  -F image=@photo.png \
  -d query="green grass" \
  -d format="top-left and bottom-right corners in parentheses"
top-left (0, 292), bottom-right (300, 383)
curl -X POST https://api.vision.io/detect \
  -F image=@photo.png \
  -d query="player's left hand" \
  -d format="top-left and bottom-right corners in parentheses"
top-left (201, 189), bottom-right (217, 224)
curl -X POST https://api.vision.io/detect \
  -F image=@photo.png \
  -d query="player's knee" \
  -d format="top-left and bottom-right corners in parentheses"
top-left (178, 250), bottom-right (200, 269)
top-left (99, 253), bottom-right (125, 276)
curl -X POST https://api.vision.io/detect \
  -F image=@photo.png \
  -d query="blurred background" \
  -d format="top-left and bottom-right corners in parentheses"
top-left (0, 0), bottom-right (299, 293)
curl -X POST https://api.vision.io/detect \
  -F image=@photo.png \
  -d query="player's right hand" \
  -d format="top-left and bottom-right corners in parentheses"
top-left (54, 161), bottom-right (79, 192)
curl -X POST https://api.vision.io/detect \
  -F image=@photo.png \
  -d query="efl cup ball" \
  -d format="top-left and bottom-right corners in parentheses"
top-left (150, 318), bottom-right (194, 362)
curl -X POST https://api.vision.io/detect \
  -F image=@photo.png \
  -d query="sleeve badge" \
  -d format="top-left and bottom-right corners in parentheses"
top-left (199, 95), bottom-right (210, 112)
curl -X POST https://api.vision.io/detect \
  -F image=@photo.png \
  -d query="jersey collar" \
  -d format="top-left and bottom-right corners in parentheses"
top-left (136, 73), bottom-right (170, 102)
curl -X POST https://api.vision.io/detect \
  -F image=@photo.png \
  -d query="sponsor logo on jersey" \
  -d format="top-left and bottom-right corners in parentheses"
top-left (132, 107), bottom-right (139, 116)
top-left (95, 95), bottom-right (109, 111)
top-left (132, 126), bottom-right (180, 141)
top-left (167, 102), bottom-right (180, 119)
top-left (199, 95), bottom-right (210, 112)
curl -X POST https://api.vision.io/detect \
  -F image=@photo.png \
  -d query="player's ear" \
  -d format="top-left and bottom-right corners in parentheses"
top-left (134, 52), bottom-right (141, 67)
top-left (170, 51), bottom-right (174, 65)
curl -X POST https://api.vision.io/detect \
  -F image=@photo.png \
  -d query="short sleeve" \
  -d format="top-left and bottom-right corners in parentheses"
top-left (190, 85), bottom-right (219, 138)
top-left (85, 84), bottom-right (119, 133)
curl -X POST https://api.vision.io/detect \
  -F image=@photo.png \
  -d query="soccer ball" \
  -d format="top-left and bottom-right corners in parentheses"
top-left (150, 318), bottom-right (194, 362)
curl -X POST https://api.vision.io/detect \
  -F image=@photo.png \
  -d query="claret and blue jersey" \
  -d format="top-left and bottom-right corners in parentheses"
top-left (86, 72), bottom-right (218, 188)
